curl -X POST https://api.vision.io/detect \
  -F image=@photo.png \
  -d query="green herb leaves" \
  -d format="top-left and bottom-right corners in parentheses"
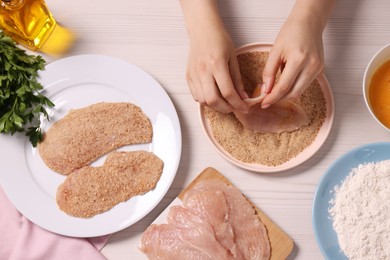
top-left (0, 31), bottom-right (54, 147)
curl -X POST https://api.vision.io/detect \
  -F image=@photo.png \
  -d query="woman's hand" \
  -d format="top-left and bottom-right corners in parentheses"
top-left (186, 26), bottom-right (249, 113)
top-left (260, 0), bottom-right (335, 109)
top-left (180, 0), bottom-right (249, 113)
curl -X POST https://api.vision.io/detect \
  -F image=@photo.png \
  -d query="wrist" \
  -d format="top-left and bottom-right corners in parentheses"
top-left (291, 0), bottom-right (335, 32)
top-left (180, 0), bottom-right (226, 40)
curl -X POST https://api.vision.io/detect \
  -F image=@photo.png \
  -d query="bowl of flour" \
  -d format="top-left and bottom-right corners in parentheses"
top-left (312, 142), bottom-right (390, 260)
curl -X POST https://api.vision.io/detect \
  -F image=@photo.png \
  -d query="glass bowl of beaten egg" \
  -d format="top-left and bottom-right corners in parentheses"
top-left (363, 43), bottom-right (390, 131)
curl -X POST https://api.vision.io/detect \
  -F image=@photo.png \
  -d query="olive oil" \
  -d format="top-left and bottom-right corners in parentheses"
top-left (0, 0), bottom-right (74, 54)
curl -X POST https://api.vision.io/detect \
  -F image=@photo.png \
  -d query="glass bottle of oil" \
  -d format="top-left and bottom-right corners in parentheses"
top-left (0, 0), bottom-right (74, 55)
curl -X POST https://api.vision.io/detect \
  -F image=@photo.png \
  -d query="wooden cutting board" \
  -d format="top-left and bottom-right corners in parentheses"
top-left (179, 167), bottom-right (294, 260)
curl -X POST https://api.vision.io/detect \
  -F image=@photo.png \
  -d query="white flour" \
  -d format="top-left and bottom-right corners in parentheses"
top-left (329, 159), bottom-right (390, 260)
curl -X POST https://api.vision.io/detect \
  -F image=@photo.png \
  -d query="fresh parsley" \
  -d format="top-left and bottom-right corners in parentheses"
top-left (0, 31), bottom-right (54, 147)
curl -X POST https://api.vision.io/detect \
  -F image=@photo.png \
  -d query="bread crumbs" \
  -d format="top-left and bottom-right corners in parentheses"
top-left (204, 51), bottom-right (327, 166)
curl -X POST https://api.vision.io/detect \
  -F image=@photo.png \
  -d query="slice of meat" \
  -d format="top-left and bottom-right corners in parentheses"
top-left (184, 179), bottom-right (271, 260)
top-left (234, 87), bottom-right (309, 133)
top-left (140, 224), bottom-right (211, 260)
top-left (38, 102), bottom-right (153, 175)
top-left (140, 179), bottom-right (271, 260)
top-left (57, 151), bottom-right (163, 218)
top-left (167, 206), bottom-right (232, 259)
top-left (183, 189), bottom-right (241, 259)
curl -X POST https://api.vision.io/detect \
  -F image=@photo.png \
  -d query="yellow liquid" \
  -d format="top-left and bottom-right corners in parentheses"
top-left (0, 0), bottom-right (56, 50)
top-left (368, 60), bottom-right (390, 128)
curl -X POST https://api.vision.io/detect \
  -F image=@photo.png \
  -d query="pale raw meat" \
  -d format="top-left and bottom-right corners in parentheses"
top-left (140, 179), bottom-right (271, 260)
top-left (233, 87), bottom-right (309, 133)
top-left (167, 206), bottom-right (232, 259)
top-left (183, 189), bottom-right (241, 258)
top-left (184, 180), bottom-right (270, 260)
top-left (140, 224), bottom-right (211, 260)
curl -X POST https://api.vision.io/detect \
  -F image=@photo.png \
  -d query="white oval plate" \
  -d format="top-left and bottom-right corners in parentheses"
top-left (200, 43), bottom-right (334, 173)
top-left (0, 54), bottom-right (182, 237)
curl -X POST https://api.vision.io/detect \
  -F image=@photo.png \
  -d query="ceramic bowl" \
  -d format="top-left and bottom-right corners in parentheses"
top-left (363, 43), bottom-right (390, 131)
top-left (199, 43), bottom-right (335, 173)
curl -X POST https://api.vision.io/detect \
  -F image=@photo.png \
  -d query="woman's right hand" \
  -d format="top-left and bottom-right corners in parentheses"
top-left (180, 0), bottom-right (249, 114)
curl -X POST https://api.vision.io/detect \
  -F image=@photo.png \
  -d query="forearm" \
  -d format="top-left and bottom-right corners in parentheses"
top-left (290, 0), bottom-right (335, 32)
top-left (179, 0), bottom-right (226, 40)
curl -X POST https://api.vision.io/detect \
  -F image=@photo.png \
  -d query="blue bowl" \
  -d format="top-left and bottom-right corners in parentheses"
top-left (312, 142), bottom-right (390, 259)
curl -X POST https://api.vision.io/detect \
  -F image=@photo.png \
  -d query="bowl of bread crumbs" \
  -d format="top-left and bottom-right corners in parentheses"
top-left (199, 43), bottom-right (334, 173)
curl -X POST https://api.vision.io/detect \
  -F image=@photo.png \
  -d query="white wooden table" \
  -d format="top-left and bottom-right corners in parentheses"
top-left (43, 0), bottom-right (390, 259)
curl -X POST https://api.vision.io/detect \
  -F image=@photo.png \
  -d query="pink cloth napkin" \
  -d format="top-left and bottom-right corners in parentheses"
top-left (0, 185), bottom-right (109, 260)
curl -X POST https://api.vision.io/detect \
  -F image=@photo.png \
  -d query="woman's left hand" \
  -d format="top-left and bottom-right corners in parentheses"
top-left (260, 0), bottom-right (334, 109)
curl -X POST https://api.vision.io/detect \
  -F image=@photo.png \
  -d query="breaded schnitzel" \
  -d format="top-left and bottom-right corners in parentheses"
top-left (38, 102), bottom-right (153, 175)
top-left (57, 151), bottom-right (163, 218)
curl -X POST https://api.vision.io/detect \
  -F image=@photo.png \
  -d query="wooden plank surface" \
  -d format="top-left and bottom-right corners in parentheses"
top-left (36, 1), bottom-right (390, 259)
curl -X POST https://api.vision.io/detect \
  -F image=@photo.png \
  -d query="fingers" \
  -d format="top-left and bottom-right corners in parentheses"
top-left (186, 57), bottom-right (249, 114)
top-left (186, 74), bottom-right (202, 103)
top-left (261, 52), bottom-right (324, 108)
top-left (261, 57), bottom-right (303, 108)
top-left (261, 48), bottom-right (281, 96)
top-left (229, 55), bottom-right (249, 100)
top-left (285, 62), bottom-right (323, 101)
top-left (188, 70), bottom-right (233, 113)
top-left (214, 57), bottom-right (249, 112)
top-left (201, 77), bottom-right (234, 113)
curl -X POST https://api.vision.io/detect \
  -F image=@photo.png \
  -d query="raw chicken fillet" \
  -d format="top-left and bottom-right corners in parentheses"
top-left (140, 179), bottom-right (270, 260)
